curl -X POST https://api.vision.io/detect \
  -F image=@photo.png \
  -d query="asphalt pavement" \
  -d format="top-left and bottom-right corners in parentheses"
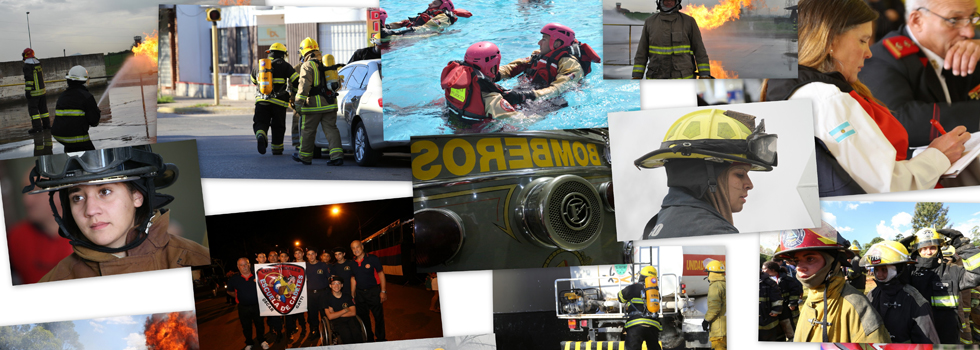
top-left (196, 283), bottom-right (442, 350)
top-left (157, 97), bottom-right (411, 180)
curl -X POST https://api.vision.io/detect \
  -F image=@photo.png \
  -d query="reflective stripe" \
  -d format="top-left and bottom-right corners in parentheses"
top-left (618, 291), bottom-right (626, 303)
top-left (56, 109), bottom-right (86, 116)
top-left (296, 94), bottom-right (308, 100)
top-left (772, 300), bottom-right (783, 307)
top-left (40, 113), bottom-right (49, 119)
top-left (300, 151), bottom-right (313, 157)
top-left (256, 130), bottom-right (267, 137)
top-left (963, 252), bottom-right (980, 270)
top-left (272, 144), bottom-right (284, 150)
top-left (302, 104), bottom-right (337, 112)
top-left (290, 72), bottom-right (300, 82)
top-left (54, 135), bottom-right (91, 143)
top-left (648, 45), bottom-right (692, 55)
top-left (759, 319), bottom-right (779, 330)
top-left (329, 148), bottom-right (343, 154)
top-left (932, 295), bottom-right (960, 307)
top-left (633, 64), bottom-right (645, 73)
top-left (625, 318), bottom-right (662, 330)
top-left (30, 114), bottom-right (41, 120)
top-left (257, 98), bottom-right (289, 108)
top-left (272, 78), bottom-right (286, 83)
top-left (30, 89), bottom-right (46, 96)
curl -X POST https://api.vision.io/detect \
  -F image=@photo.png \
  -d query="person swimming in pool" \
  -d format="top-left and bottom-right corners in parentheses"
top-left (496, 23), bottom-right (602, 106)
top-left (383, 0), bottom-right (473, 38)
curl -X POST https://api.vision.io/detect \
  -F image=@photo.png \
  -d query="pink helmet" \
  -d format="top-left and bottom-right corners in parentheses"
top-left (437, 0), bottom-right (455, 12)
top-left (378, 8), bottom-right (388, 26)
top-left (541, 23), bottom-right (575, 51)
top-left (464, 41), bottom-right (501, 78)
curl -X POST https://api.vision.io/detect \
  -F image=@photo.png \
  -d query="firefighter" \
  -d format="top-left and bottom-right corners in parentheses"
top-left (631, 0), bottom-right (711, 79)
top-left (759, 268), bottom-right (784, 341)
top-left (385, 0), bottom-right (467, 35)
top-left (291, 37), bottom-right (344, 166)
top-left (772, 221), bottom-right (890, 342)
top-left (22, 48), bottom-right (50, 134)
top-left (764, 260), bottom-right (802, 340)
top-left (618, 266), bottom-right (662, 350)
top-left (349, 33), bottom-right (382, 63)
top-left (846, 245), bottom-right (868, 294)
top-left (51, 66), bottom-right (101, 152)
top-left (635, 109), bottom-right (778, 239)
top-left (972, 288), bottom-right (980, 342)
top-left (705, 259), bottom-right (726, 350)
top-left (904, 227), bottom-right (980, 344)
top-left (440, 41), bottom-right (523, 129)
top-left (860, 240), bottom-right (940, 344)
top-left (496, 23), bottom-right (602, 105)
top-left (250, 42), bottom-right (296, 156)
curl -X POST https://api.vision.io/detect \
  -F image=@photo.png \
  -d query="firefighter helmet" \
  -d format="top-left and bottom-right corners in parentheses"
top-left (266, 42), bottom-right (287, 54)
top-left (657, 0), bottom-right (682, 13)
top-left (910, 227), bottom-right (944, 250)
top-left (299, 37), bottom-right (319, 57)
top-left (436, 0), bottom-right (455, 12)
top-left (860, 241), bottom-right (915, 267)
top-left (634, 109), bottom-right (778, 171)
top-left (23, 48), bottom-right (35, 59)
top-left (541, 23), bottom-right (575, 51)
top-left (464, 41), bottom-right (501, 78)
top-left (378, 8), bottom-right (388, 25)
top-left (66, 66), bottom-right (89, 82)
top-left (773, 220), bottom-right (855, 261)
top-left (21, 145), bottom-right (179, 254)
top-left (704, 258), bottom-right (725, 273)
top-left (640, 266), bottom-right (658, 277)
top-left (849, 245), bottom-right (861, 254)
top-left (942, 245), bottom-right (955, 257)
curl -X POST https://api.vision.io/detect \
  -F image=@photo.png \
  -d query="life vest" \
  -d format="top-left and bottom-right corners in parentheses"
top-left (440, 61), bottom-right (505, 123)
top-left (410, 8), bottom-right (458, 27)
top-left (522, 41), bottom-right (601, 89)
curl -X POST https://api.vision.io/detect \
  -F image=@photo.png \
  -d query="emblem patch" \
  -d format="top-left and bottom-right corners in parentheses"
top-left (830, 121), bottom-right (856, 143)
top-left (969, 84), bottom-right (980, 100)
top-left (780, 229), bottom-right (805, 249)
top-left (257, 263), bottom-right (306, 315)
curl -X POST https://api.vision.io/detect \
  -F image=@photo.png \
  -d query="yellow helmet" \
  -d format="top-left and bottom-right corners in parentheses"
top-left (634, 109), bottom-right (778, 171)
top-left (859, 241), bottom-right (915, 267)
top-left (910, 228), bottom-right (944, 251)
top-left (942, 245), bottom-right (955, 257)
top-left (370, 32), bottom-right (381, 46)
top-left (299, 37), bottom-right (320, 57)
top-left (849, 245), bottom-right (861, 254)
top-left (704, 258), bottom-right (725, 273)
top-left (322, 54), bottom-right (336, 66)
top-left (266, 42), bottom-right (287, 54)
top-left (640, 266), bottom-right (658, 277)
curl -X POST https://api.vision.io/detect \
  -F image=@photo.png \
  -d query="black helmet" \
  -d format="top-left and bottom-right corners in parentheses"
top-left (22, 145), bottom-right (179, 254)
top-left (657, 0), bottom-right (682, 13)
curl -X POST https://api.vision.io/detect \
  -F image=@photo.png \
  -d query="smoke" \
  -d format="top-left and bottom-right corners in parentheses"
top-left (143, 312), bottom-right (199, 350)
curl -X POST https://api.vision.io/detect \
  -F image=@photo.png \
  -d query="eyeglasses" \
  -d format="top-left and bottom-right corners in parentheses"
top-left (917, 7), bottom-right (980, 28)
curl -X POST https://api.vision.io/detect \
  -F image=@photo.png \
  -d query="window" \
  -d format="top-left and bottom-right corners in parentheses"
top-left (345, 66), bottom-right (368, 91)
top-left (237, 27), bottom-right (250, 65)
top-left (218, 28), bottom-right (230, 64)
top-left (339, 66), bottom-right (355, 90)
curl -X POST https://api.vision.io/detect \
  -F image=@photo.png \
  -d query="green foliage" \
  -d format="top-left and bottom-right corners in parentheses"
top-left (865, 237), bottom-right (884, 251)
top-left (0, 324), bottom-right (63, 350)
top-left (157, 95), bottom-right (174, 104)
top-left (912, 202), bottom-right (950, 232)
top-left (36, 321), bottom-right (82, 350)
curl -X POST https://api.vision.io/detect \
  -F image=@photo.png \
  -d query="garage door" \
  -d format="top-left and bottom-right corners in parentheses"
top-left (317, 22), bottom-right (367, 65)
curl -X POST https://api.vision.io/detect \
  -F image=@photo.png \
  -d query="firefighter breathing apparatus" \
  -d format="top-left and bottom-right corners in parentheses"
top-left (641, 266), bottom-right (661, 315)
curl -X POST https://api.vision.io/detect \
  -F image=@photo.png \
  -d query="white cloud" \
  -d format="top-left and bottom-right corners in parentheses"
top-left (836, 226), bottom-right (855, 232)
top-left (760, 232), bottom-right (781, 251)
top-left (88, 321), bottom-right (105, 334)
top-left (876, 212), bottom-right (914, 239)
top-left (846, 203), bottom-right (859, 210)
top-left (122, 333), bottom-right (147, 350)
top-left (91, 316), bottom-right (138, 325)
top-left (822, 211), bottom-right (837, 227)
top-left (892, 212), bottom-right (913, 228)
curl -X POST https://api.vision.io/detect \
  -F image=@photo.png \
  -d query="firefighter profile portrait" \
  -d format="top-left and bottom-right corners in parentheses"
top-left (772, 221), bottom-right (890, 343)
top-left (631, 0), bottom-right (711, 79)
top-left (250, 42), bottom-right (296, 156)
top-left (19, 145), bottom-right (211, 282)
top-left (291, 37), bottom-right (345, 166)
top-left (51, 65), bottom-right (102, 152)
top-left (22, 48), bottom-right (50, 135)
top-left (860, 240), bottom-right (940, 344)
top-left (904, 227), bottom-right (980, 344)
top-left (635, 109), bottom-right (778, 239)
top-left (618, 265), bottom-right (663, 350)
top-left (704, 258), bottom-right (726, 350)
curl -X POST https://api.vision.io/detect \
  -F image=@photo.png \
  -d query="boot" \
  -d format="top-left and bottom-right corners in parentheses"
top-left (41, 117), bottom-right (51, 130)
top-left (292, 153), bottom-right (312, 165)
top-left (327, 158), bottom-right (343, 166)
top-left (27, 119), bottom-right (43, 134)
top-left (256, 132), bottom-right (267, 155)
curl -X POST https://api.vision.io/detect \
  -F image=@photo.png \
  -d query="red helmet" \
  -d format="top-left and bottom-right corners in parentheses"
top-left (541, 23), bottom-right (575, 51)
top-left (23, 48), bottom-right (35, 59)
top-left (773, 220), bottom-right (855, 262)
top-left (464, 41), bottom-right (501, 78)
top-left (378, 8), bottom-right (388, 25)
top-left (436, 0), bottom-right (455, 12)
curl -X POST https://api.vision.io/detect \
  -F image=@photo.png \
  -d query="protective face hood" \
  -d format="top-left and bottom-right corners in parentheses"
top-left (873, 265), bottom-right (898, 283)
top-left (798, 251), bottom-right (837, 289)
top-left (664, 158), bottom-right (733, 199)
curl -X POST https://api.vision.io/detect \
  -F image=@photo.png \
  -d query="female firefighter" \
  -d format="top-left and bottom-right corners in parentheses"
top-left (860, 240), bottom-right (940, 344)
top-left (618, 266), bottom-right (662, 350)
top-left (904, 227), bottom-right (980, 344)
top-left (21, 145), bottom-right (210, 282)
top-left (772, 221), bottom-right (890, 342)
top-left (635, 109), bottom-right (778, 239)
top-left (705, 259), bottom-right (727, 350)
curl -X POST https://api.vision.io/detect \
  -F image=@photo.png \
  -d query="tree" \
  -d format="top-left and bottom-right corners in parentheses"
top-left (970, 226), bottom-right (980, 248)
top-left (912, 202), bottom-right (951, 232)
top-left (35, 321), bottom-right (82, 350)
top-left (865, 237), bottom-right (884, 251)
top-left (0, 324), bottom-right (63, 350)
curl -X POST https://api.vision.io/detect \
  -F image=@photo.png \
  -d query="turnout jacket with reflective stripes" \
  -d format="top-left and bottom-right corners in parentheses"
top-left (618, 282), bottom-right (662, 330)
top-left (294, 55), bottom-right (338, 113)
top-left (760, 273), bottom-right (783, 331)
top-left (23, 58), bottom-right (46, 97)
top-left (796, 274), bottom-right (890, 343)
top-left (910, 241), bottom-right (980, 343)
top-left (632, 11), bottom-right (709, 79)
top-left (250, 57), bottom-right (296, 108)
top-left (51, 85), bottom-right (100, 141)
top-left (778, 272), bottom-right (804, 322)
top-left (866, 280), bottom-right (940, 344)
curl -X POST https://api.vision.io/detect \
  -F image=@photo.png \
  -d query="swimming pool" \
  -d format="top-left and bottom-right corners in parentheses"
top-left (380, 0), bottom-right (641, 141)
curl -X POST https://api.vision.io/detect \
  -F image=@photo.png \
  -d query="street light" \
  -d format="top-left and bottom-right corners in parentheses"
top-left (294, 241), bottom-right (300, 246)
top-left (329, 205), bottom-right (363, 239)
top-left (26, 12), bottom-right (32, 49)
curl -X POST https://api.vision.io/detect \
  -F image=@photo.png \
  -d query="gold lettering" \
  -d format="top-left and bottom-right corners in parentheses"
top-left (411, 140), bottom-right (442, 181)
top-left (476, 138), bottom-right (506, 172)
top-left (529, 138), bottom-right (554, 167)
top-left (443, 139), bottom-right (476, 176)
top-left (573, 142), bottom-right (589, 166)
top-left (551, 139), bottom-right (574, 167)
top-left (587, 143), bottom-right (602, 166)
top-left (505, 138), bottom-right (533, 169)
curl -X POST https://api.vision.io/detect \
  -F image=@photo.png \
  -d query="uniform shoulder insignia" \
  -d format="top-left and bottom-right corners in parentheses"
top-left (842, 283), bottom-right (884, 336)
top-left (882, 36), bottom-right (919, 59)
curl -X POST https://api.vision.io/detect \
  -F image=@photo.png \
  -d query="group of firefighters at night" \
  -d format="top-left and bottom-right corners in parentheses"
top-left (225, 240), bottom-right (387, 350)
top-left (761, 221), bottom-right (980, 345)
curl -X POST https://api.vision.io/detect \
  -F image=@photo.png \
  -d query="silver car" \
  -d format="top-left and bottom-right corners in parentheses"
top-left (314, 59), bottom-right (408, 165)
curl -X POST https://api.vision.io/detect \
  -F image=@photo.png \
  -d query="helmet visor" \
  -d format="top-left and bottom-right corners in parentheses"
top-left (37, 148), bottom-right (133, 179)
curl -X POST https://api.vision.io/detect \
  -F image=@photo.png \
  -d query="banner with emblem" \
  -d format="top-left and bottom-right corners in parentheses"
top-left (254, 263), bottom-right (308, 316)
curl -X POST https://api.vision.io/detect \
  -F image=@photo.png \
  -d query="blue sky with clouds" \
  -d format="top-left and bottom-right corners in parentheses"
top-left (761, 201), bottom-right (980, 251)
top-left (74, 314), bottom-right (149, 350)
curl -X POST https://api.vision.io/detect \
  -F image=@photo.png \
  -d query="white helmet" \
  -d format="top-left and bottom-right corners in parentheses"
top-left (66, 65), bottom-right (89, 82)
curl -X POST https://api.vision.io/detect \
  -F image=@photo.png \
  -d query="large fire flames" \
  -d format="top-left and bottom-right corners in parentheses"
top-left (133, 31), bottom-right (159, 63)
top-left (683, 0), bottom-right (757, 30)
top-left (709, 60), bottom-right (738, 79)
top-left (144, 312), bottom-right (199, 350)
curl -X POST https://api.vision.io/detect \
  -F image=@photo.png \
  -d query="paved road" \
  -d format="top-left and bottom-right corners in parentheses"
top-left (196, 283), bottom-right (442, 350)
top-left (157, 111), bottom-right (411, 181)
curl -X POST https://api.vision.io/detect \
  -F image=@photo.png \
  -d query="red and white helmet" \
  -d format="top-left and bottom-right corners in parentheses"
top-left (773, 220), bottom-right (855, 261)
top-left (541, 23), bottom-right (575, 51)
top-left (464, 41), bottom-right (501, 78)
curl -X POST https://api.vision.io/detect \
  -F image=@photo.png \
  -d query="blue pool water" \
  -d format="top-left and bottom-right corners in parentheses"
top-left (380, 0), bottom-right (641, 141)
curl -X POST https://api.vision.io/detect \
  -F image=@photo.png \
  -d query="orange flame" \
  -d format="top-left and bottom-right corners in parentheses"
top-left (144, 312), bottom-right (199, 350)
top-left (218, 0), bottom-right (252, 4)
top-left (682, 0), bottom-right (756, 30)
top-left (133, 31), bottom-right (159, 63)
top-left (709, 60), bottom-right (739, 79)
